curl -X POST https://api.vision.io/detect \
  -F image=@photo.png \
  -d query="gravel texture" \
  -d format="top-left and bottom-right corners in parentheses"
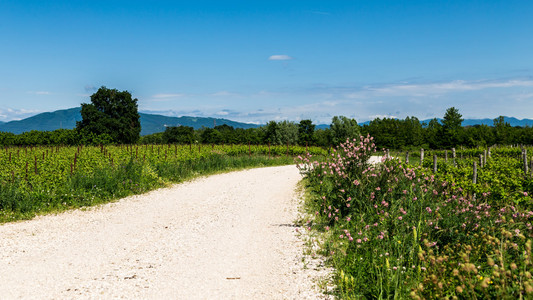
top-left (0, 165), bottom-right (331, 299)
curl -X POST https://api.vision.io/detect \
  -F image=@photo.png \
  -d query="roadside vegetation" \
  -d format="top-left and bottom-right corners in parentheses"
top-left (298, 136), bottom-right (533, 299)
top-left (0, 144), bottom-right (326, 223)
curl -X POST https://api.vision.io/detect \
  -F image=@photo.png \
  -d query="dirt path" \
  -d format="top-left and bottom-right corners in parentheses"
top-left (0, 166), bottom-right (330, 299)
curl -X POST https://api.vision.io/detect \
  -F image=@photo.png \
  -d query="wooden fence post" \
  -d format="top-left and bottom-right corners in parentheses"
top-left (433, 155), bottom-right (437, 173)
top-left (405, 151), bottom-right (409, 164)
top-left (523, 149), bottom-right (528, 175)
top-left (445, 150), bottom-right (448, 163)
top-left (452, 148), bottom-right (456, 167)
top-left (420, 149), bottom-right (424, 166)
top-left (473, 161), bottom-right (477, 184)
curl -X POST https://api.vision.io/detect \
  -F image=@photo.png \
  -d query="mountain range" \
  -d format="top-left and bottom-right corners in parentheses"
top-left (0, 107), bottom-right (259, 135)
top-left (1, 107), bottom-right (532, 135)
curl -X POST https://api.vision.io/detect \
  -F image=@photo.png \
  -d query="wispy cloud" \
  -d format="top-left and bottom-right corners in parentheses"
top-left (344, 79), bottom-right (533, 98)
top-left (139, 77), bottom-right (533, 124)
top-left (0, 108), bottom-right (42, 122)
top-left (268, 55), bottom-right (293, 61)
top-left (150, 93), bottom-right (186, 101)
top-left (27, 91), bottom-right (51, 95)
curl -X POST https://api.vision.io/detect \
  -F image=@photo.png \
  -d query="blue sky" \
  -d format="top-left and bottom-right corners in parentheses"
top-left (1, 0), bottom-right (532, 124)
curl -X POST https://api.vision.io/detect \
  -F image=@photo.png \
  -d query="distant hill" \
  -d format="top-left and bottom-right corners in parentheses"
top-left (2, 108), bottom-right (532, 135)
top-left (0, 107), bottom-right (260, 135)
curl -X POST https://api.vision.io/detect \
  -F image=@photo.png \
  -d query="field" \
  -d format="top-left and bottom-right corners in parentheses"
top-left (0, 143), bottom-right (326, 222)
top-left (298, 136), bottom-right (533, 299)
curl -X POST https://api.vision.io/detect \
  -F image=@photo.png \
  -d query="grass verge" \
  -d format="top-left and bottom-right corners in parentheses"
top-left (0, 154), bottom-right (296, 223)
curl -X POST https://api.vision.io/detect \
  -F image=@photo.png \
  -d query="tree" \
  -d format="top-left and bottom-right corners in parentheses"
top-left (425, 118), bottom-right (443, 149)
top-left (200, 127), bottom-right (223, 144)
top-left (76, 86), bottom-right (141, 144)
top-left (298, 119), bottom-right (316, 145)
top-left (330, 116), bottom-right (360, 145)
top-left (163, 126), bottom-right (194, 144)
top-left (262, 121), bottom-right (298, 145)
top-left (441, 107), bottom-right (464, 147)
top-left (493, 116), bottom-right (512, 145)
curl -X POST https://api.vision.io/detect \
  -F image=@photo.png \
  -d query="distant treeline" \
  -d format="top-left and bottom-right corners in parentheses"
top-left (1, 108), bottom-right (532, 149)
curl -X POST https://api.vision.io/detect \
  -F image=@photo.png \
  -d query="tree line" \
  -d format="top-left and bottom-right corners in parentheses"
top-left (1, 87), bottom-right (532, 149)
top-left (2, 108), bottom-right (533, 149)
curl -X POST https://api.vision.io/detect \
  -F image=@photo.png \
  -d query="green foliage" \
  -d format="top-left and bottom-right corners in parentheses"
top-left (163, 126), bottom-right (194, 144)
top-left (77, 86), bottom-right (141, 144)
top-left (200, 127), bottom-right (223, 144)
top-left (0, 144), bottom-right (326, 223)
top-left (298, 140), bottom-right (533, 299)
top-left (263, 120), bottom-right (299, 145)
top-left (330, 116), bottom-right (360, 146)
top-left (298, 119), bottom-right (316, 145)
top-left (441, 107), bottom-right (464, 148)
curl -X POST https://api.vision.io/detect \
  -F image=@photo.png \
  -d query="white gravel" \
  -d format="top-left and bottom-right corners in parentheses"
top-left (0, 165), bottom-right (331, 299)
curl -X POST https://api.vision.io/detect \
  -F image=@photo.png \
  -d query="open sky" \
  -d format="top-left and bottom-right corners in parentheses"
top-left (1, 0), bottom-right (532, 124)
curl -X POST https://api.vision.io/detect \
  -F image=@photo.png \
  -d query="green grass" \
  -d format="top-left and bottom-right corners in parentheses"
top-left (0, 154), bottom-right (298, 223)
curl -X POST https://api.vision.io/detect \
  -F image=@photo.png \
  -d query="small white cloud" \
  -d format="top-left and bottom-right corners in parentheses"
top-left (27, 91), bottom-right (51, 95)
top-left (151, 93), bottom-right (185, 101)
top-left (268, 55), bottom-right (293, 61)
top-left (215, 111), bottom-right (229, 116)
top-left (152, 93), bottom-right (185, 99)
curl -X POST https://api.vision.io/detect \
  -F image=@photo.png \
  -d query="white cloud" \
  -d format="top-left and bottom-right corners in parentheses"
top-left (0, 108), bottom-right (42, 122)
top-left (27, 91), bottom-right (51, 95)
top-left (150, 93), bottom-right (186, 101)
top-left (215, 111), bottom-right (230, 116)
top-left (337, 79), bottom-right (533, 100)
top-left (152, 93), bottom-right (185, 99)
top-left (268, 55), bottom-right (293, 61)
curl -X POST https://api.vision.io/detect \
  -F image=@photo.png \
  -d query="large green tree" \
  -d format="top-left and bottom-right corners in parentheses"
top-left (298, 119), bottom-right (316, 145)
top-left (330, 116), bottom-right (360, 145)
top-left (441, 107), bottom-right (464, 147)
top-left (77, 86), bottom-right (141, 144)
top-left (163, 126), bottom-right (194, 144)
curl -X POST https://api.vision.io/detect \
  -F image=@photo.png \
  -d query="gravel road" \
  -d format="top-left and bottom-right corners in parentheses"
top-left (0, 165), bottom-right (330, 299)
